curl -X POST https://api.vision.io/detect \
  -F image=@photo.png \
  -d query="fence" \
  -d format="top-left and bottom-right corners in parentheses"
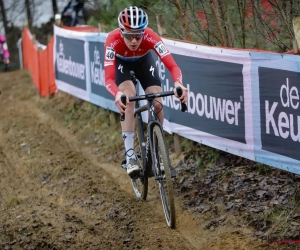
top-left (21, 24), bottom-right (300, 176)
top-left (21, 28), bottom-right (57, 96)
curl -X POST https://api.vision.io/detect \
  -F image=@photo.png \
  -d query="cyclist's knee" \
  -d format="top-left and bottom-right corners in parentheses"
top-left (119, 80), bottom-right (136, 95)
top-left (153, 97), bottom-right (162, 108)
top-left (127, 100), bottom-right (135, 111)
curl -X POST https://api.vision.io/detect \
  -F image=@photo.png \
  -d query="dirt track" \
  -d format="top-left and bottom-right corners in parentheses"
top-left (0, 70), bottom-right (282, 249)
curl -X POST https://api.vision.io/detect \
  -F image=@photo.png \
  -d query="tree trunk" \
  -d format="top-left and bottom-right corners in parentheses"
top-left (24, 0), bottom-right (32, 29)
top-left (219, 1), bottom-right (233, 47)
top-left (173, 0), bottom-right (192, 41)
top-left (250, 0), bottom-right (259, 49)
top-left (0, 0), bottom-right (9, 35)
top-left (237, 0), bottom-right (246, 48)
top-left (51, 0), bottom-right (58, 16)
top-left (209, 0), bottom-right (226, 46)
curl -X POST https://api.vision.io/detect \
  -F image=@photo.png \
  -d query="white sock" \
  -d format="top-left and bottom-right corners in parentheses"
top-left (122, 132), bottom-right (136, 162)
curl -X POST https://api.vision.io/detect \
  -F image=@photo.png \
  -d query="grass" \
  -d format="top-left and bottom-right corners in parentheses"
top-left (59, 97), bottom-right (124, 161)
top-left (4, 196), bottom-right (20, 209)
top-left (256, 163), bottom-right (272, 176)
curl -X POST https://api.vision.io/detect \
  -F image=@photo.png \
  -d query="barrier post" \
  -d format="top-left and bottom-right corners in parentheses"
top-left (292, 17), bottom-right (300, 54)
top-left (109, 112), bottom-right (117, 125)
top-left (17, 38), bottom-right (23, 69)
top-left (293, 39), bottom-right (299, 54)
top-left (98, 23), bottom-right (107, 33)
top-left (173, 134), bottom-right (182, 156)
top-left (47, 34), bottom-right (52, 97)
top-left (156, 14), bottom-right (167, 36)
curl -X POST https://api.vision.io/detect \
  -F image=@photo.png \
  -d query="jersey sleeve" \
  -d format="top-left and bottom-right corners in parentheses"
top-left (150, 32), bottom-right (182, 84)
top-left (104, 34), bottom-right (119, 97)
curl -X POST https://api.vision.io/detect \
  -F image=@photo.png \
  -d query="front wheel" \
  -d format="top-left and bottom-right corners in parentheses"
top-left (152, 125), bottom-right (175, 228)
top-left (131, 114), bottom-right (148, 200)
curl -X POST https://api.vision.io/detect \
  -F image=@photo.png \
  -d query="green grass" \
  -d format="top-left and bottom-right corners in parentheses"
top-left (4, 196), bottom-right (20, 208)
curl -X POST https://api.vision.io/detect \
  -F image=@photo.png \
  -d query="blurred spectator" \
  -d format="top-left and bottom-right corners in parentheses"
top-left (0, 33), bottom-right (10, 66)
top-left (61, 0), bottom-right (85, 27)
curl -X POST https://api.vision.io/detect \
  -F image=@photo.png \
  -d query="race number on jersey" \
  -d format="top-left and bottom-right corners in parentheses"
top-left (154, 41), bottom-right (169, 58)
top-left (105, 47), bottom-right (115, 60)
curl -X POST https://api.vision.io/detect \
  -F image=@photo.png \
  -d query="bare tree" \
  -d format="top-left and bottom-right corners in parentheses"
top-left (172, 0), bottom-right (192, 40)
top-left (25, 0), bottom-right (32, 28)
top-left (51, 0), bottom-right (58, 15)
top-left (209, 0), bottom-right (227, 46)
top-left (236, 0), bottom-right (247, 48)
top-left (85, 0), bottom-right (300, 52)
top-left (0, 0), bottom-right (9, 34)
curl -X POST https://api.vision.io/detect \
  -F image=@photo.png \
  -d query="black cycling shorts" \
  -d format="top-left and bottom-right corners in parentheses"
top-left (115, 52), bottom-right (161, 90)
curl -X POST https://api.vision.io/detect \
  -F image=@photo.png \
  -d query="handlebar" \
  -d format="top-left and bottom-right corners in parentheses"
top-left (176, 87), bottom-right (187, 112)
top-left (120, 86), bottom-right (187, 121)
top-left (120, 95), bottom-right (127, 121)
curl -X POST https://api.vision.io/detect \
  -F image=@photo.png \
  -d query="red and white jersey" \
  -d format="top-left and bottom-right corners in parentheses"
top-left (104, 27), bottom-right (182, 97)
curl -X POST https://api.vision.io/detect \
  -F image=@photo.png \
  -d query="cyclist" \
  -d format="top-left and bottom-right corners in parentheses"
top-left (61, 0), bottom-right (85, 27)
top-left (104, 6), bottom-right (188, 176)
top-left (0, 33), bottom-right (10, 66)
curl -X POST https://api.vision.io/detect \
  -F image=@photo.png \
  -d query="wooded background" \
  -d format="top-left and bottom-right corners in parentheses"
top-left (1, 0), bottom-right (300, 62)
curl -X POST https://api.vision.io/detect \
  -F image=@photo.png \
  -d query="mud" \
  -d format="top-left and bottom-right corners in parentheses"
top-left (0, 70), bottom-right (289, 249)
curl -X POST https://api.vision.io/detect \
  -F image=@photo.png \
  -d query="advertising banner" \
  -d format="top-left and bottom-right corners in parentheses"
top-left (259, 68), bottom-right (300, 161)
top-left (53, 25), bottom-right (300, 175)
top-left (88, 40), bottom-right (116, 111)
top-left (55, 36), bottom-right (86, 90)
top-left (54, 26), bottom-right (89, 100)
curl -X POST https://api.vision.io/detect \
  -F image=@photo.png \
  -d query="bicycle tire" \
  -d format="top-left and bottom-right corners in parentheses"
top-left (131, 114), bottom-right (148, 200)
top-left (152, 125), bottom-right (176, 228)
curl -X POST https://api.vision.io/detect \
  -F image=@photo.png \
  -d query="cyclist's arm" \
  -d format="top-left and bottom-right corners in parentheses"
top-left (161, 55), bottom-right (182, 84)
top-left (103, 44), bottom-right (126, 113)
top-left (149, 31), bottom-right (182, 85)
top-left (147, 31), bottom-right (188, 103)
top-left (104, 39), bottom-right (119, 97)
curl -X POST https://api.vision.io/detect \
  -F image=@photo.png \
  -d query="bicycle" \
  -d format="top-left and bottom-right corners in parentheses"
top-left (120, 70), bottom-right (187, 229)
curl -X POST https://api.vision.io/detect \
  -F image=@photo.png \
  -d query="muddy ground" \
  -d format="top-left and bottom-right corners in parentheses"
top-left (0, 70), bottom-right (297, 249)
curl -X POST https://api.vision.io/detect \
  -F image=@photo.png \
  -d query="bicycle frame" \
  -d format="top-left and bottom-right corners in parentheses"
top-left (121, 70), bottom-right (186, 228)
top-left (131, 89), bottom-right (176, 179)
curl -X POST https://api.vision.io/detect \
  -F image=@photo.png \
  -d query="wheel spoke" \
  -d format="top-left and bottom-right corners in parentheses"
top-left (130, 115), bottom-right (148, 200)
top-left (152, 125), bottom-right (175, 228)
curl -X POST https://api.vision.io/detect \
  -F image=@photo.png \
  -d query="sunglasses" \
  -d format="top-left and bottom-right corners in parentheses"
top-left (122, 32), bottom-right (144, 41)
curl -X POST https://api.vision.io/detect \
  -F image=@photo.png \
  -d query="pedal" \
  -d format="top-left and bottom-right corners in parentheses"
top-left (129, 169), bottom-right (141, 179)
top-left (121, 159), bottom-right (127, 169)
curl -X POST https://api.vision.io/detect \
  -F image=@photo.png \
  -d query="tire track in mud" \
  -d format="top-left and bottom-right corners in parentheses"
top-left (25, 98), bottom-right (202, 250)
top-left (0, 71), bottom-right (265, 250)
top-left (0, 75), bottom-right (196, 249)
top-left (21, 93), bottom-right (261, 250)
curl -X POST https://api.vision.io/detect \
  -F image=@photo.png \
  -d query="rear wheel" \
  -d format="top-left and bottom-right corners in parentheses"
top-left (152, 125), bottom-right (175, 228)
top-left (131, 114), bottom-right (148, 200)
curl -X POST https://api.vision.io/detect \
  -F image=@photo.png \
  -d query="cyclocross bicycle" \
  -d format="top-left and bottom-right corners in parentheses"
top-left (120, 70), bottom-right (187, 229)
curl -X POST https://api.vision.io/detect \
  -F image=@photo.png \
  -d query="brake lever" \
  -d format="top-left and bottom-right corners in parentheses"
top-left (176, 86), bottom-right (187, 112)
top-left (120, 94), bottom-right (127, 121)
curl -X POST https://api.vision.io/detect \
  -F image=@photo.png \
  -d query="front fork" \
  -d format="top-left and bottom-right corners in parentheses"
top-left (147, 122), bottom-right (176, 179)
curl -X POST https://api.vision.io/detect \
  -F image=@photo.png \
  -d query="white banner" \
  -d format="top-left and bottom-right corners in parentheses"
top-left (53, 25), bottom-right (300, 175)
